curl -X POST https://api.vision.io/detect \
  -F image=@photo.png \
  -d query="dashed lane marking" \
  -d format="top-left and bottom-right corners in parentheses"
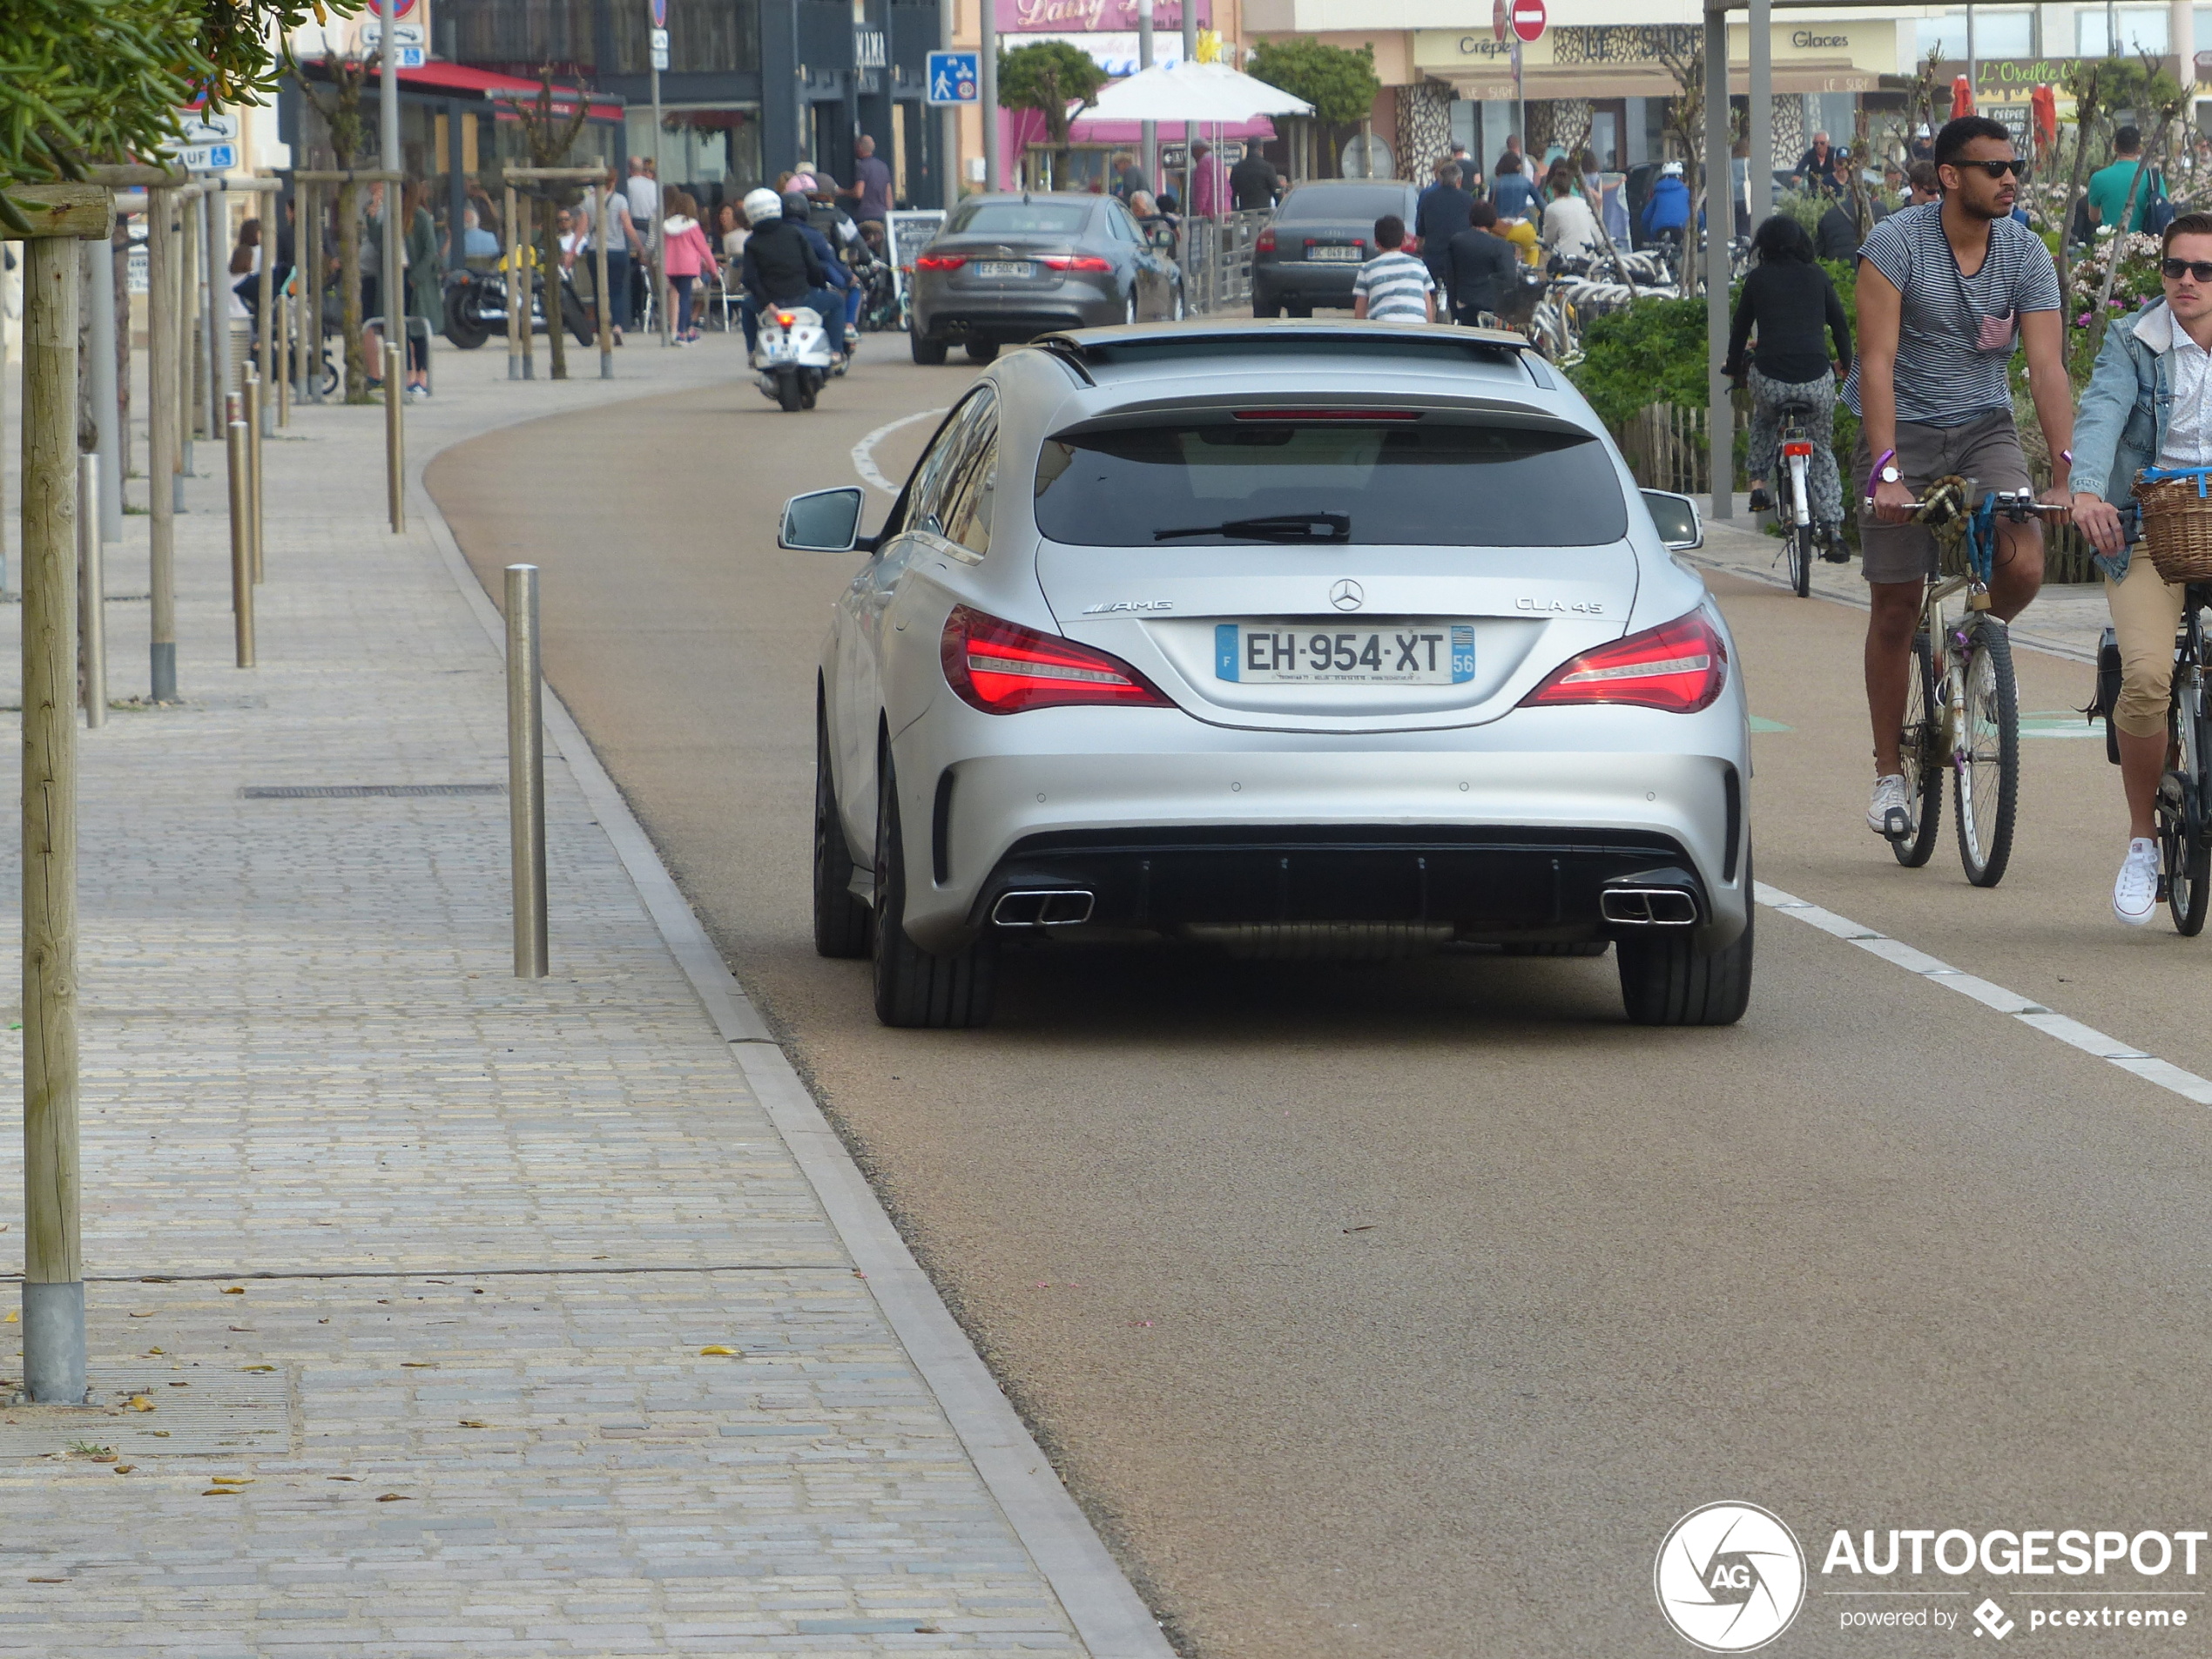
top-left (851, 407), bottom-right (948, 496)
top-left (1756, 880), bottom-right (2212, 1106)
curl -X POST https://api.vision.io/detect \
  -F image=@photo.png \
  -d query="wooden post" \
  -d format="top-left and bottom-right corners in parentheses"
top-left (149, 187), bottom-right (179, 702)
top-left (181, 186), bottom-right (201, 447)
top-left (256, 197), bottom-right (275, 435)
top-left (245, 373), bottom-right (264, 584)
top-left (276, 266), bottom-right (291, 427)
top-left (226, 397), bottom-right (256, 668)
top-left (382, 183), bottom-right (405, 534)
top-left (304, 182), bottom-right (323, 406)
top-left (10, 183), bottom-right (111, 1403)
top-left (505, 183), bottom-right (523, 380)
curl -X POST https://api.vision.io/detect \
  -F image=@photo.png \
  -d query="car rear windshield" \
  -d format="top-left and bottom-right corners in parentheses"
top-left (947, 202), bottom-right (1093, 236)
top-left (1032, 421), bottom-right (1628, 548)
top-left (1277, 185), bottom-right (1408, 220)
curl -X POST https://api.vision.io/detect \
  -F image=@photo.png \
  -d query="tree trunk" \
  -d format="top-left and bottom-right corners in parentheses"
top-left (338, 184), bottom-right (367, 402)
top-left (541, 196), bottom-right (569, 381)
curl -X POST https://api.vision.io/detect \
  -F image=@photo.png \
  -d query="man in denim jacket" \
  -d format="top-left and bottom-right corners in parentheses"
top-left (2071, 212), bottom-right (2212, 922)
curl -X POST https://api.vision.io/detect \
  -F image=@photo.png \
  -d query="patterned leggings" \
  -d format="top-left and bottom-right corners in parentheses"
top-left (1747, 366), bottom-right (1844, 530)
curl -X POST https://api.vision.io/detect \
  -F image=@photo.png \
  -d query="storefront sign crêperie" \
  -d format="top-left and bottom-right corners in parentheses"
top-left (1413, 18), bottom-right (1890, 96)
top-left (1000, 0), bottom-right (1207, 31)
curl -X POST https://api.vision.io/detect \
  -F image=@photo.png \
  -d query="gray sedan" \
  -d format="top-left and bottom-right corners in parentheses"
top-left (782, 320), bottom-right (1750, 1030)
top-left (908, 192), bottom-right (1184, 365)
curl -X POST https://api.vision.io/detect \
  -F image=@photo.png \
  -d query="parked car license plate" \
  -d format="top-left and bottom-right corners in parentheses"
top-left (1306, 244), bottom-right (1362, 262)
top-left (1215, 623), bottom-right (1475, 685)
top-left (975, 260), bottom-right (1034, 278)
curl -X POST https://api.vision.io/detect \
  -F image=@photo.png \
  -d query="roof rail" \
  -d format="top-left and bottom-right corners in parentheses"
top-left (1029, 320), bottom-right (1537, 366)
top-left (1027, 335), bottom-right (1097, 386)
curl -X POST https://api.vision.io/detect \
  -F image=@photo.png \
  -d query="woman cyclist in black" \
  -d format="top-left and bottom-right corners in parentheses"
top-left (1726, 213), bottom-right (1854, 559)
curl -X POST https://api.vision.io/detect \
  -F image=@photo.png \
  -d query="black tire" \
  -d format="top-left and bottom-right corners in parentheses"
top-left (1789, 523), bottom-right (1813, 597)
top-left (965, 340), bottom-right (1000, 363)
top-left (799, 368), bottom-right (819, 410)
top-left (813, 698), bottom-right (872, 959)
top-left (1170, 287), bottom-right (1186, 321)
top-left (2164, 680), bottom-right (2212, 935)
top-left (873, 752), bottom-right (995, 1028)
top-left (443, 300), bottom-right (490, 350)
top-left (1285, 301), bottom-right (1314, 318)
top-left (775, 367), bottom-right (804, 413)
top-left (1893, 631), bottom-right (1945, 868)
top-left (910, 330), bottom-right (948, 365)
top-left (1252, 293), bottom-right (1282, 318)
top-left (1616, 899), bottom-right (1753, 1027)
top-left (1954, 617), bottom-right (2020, 887)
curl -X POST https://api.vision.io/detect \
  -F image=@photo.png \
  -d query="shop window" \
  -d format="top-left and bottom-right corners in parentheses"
top-left (1917, 10), bottom-right (2033, 59)
top-left (2077, 6), bottom-right (2169, 55)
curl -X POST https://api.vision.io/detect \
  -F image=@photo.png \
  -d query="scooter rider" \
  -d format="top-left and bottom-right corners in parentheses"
top-left (738, 187), bottom-right (830, 354)
top-left (781, 191), bottom-right (860, 354)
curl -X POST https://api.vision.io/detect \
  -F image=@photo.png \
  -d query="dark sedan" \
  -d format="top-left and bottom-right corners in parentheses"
top-left (1251, 179), bottom-right (1421, 317)
top-left (909, 193), bottom-right (1184, 364)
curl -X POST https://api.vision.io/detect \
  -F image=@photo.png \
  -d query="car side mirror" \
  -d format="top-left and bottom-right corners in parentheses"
top-left (1642, 489), bottom-right (1703, 552)
top-left (780, 486), bottom-right (867, 552)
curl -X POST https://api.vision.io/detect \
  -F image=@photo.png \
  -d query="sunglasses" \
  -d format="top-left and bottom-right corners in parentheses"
top-left (2165, 258), bottom-right (2212, 282)
top-left (1954, 158), bottom-right (2028, 179)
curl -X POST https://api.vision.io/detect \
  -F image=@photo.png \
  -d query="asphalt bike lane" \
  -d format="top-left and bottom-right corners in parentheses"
top-left (428, 354), bottom-right (2212, 1657)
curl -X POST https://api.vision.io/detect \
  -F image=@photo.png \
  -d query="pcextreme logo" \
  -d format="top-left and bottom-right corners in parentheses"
top-left (1656, 1502), bottom-right (1808, 1652)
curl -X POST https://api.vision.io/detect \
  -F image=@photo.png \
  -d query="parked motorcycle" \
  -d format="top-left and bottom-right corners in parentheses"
top-left (752, 303), bottom-right (841, 412)
top-left (442, 266), bottom-right (596, 351)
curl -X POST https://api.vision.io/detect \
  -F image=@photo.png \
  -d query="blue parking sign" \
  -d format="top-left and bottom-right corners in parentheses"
top-left (927, 50), bottom-right (979, 106)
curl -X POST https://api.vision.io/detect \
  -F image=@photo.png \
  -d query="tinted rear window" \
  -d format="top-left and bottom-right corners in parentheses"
top-left (947, 202), bottom-right (1093, 235)
top-left (1276, 185), bottom-right (1410, 220)
top-left (1032, 421), bottom-right (1627, 548)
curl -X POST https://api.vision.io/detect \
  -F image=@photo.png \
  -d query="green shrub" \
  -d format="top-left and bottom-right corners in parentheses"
top-left (1567, 297), bottom-right (1714, 429)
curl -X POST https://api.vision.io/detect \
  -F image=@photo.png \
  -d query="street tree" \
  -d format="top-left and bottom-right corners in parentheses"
top-left (499, 69), bottom-right (590, 381)
top-left (1248, 37), bottom-right (1378, 181)
top-left (298, 54), bottom-right (376, 401)
top-left (995, 41), bottom-right (1107, 186)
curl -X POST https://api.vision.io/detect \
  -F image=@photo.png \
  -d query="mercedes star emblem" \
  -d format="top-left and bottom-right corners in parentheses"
top-left (1330, 579), bottom-right (1365, 611)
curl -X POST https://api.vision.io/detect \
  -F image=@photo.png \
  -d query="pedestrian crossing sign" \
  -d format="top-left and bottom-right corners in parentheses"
top-left (927, 51), bottom-right (980, 106)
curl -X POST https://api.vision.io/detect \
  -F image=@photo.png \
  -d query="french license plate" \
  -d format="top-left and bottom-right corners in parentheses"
top-left (975, 260), bottom-right (1033, 278)
top-left (761, 337), bottom-right (793, 361)
top-left (1306, 244), bottom-right (1362, 262)
top-left (1215, 623), bottom-right (1475, 685)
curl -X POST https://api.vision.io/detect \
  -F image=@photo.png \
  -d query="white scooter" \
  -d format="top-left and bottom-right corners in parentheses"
top-left (753, 303), bottom-right (843, 413)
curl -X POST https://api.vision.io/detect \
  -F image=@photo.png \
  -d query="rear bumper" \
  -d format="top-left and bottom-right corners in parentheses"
top-left (916, 284), bottom-right (1122, 341)
top-left (887, 733), bottom-right (1750, 955)
top-left (1251, 261), bottom-right (1360, 304)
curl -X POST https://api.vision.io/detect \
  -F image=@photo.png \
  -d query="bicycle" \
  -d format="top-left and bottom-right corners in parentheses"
top-left (1889, 477), bottom-right (2067, 887)
top-left (2101, 480), bottom-right (2212, 933)
top-left (1771, 398), bottom-right (1822, 598)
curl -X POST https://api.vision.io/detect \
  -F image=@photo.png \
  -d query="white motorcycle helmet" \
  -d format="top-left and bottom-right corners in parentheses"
top-left (742, 187), bottom-right (783, 224)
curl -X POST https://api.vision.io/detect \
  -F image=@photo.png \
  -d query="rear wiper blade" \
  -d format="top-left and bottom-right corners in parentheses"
top-left (1153, 513), bottom-right (1351, 543)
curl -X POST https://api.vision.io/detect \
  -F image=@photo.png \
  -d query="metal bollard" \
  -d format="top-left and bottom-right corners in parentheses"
top-left (275, 286), bottom-right (290, 427)
top-left (226, 400), bottom-right (254, 668)
top-left (244, 373), bottom-right (264, 584)
top-left (77, 454), bottom-right (105, 730)
top-left (506, 565), bottom-right (548, 978)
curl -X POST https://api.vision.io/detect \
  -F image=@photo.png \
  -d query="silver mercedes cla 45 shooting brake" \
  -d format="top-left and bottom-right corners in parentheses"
top-left (781, 320), bottom-right (1751, 1029)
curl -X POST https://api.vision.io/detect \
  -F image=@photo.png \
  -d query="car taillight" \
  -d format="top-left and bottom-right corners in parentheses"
top-left (1781, 440), bottom-right (1814, 457)
top-left (1255, 227), bottom-right (1277, 253)
top-left (1519, 613), bottom-right (1729, 715)
top-left (774, 311), bottom-right (795, 327)
top-left (916, 253), bottom-right (966, 271)
top-left (1040, 254), bottom-right (1113, 272)
top-left (941, 606), bottom-right (1172, 714)
top-left (1402, 233), bottom-right (1420, 253)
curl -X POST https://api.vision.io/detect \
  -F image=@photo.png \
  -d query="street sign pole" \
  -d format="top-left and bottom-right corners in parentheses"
top-left (939, 0), bottom-right (957, 208)
top-left (381, 0), bottom-right (405, 533)
top-left (1138, 0), bottom-right (1156, 194)
top-left (981, 1), bottom-right (999, 190)
top-left (651, 0), bottom-right (669, 348)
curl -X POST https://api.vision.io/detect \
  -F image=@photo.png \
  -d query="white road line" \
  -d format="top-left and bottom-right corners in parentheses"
top-left (851, 407), bottom-right (948, 495)
top-left (1757, 880), bottom-right (2212, 1106)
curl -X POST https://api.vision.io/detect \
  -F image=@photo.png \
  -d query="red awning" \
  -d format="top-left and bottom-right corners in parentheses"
top-left (358, 58), bottom-right (624, 122)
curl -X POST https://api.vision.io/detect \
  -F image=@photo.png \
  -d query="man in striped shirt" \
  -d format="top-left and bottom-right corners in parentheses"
top-left (1352, 216), bottom-right (1436, 325)
top-left (1849, 114), bottom-right (2077, 842)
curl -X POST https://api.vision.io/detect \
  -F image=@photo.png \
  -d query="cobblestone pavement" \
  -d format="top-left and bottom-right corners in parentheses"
top-left (0, 334), bottom-right (1097, 1654)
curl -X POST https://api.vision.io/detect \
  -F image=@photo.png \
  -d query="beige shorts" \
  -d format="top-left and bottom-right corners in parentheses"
top-left (2105, 553), bottom-right (2188, 739)
top-left (1852, 410), bottom-right (2033, 584)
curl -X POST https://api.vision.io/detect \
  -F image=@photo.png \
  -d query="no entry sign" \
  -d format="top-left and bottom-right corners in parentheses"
top-left (1512, 0), bottom-right (1545, 43)
top-left (1492, 0), bottom-right (1508, 43)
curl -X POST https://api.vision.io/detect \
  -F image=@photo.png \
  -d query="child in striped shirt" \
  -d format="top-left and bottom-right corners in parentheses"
top-left (1352, 216), bottom-right (1436, 324)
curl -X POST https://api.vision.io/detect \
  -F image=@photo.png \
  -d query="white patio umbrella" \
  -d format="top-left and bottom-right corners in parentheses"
top-left (1069, 60), bottom-right (1312, 128)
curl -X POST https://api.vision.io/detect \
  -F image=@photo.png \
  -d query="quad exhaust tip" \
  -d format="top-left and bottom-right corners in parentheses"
top-left (1600, 887), bottom-right (1699, 927)
top-left (991, 889), bottom-right (1096, 927)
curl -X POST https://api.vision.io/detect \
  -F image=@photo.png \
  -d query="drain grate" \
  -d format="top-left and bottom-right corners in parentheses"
top-left (239, 784), bottom-right (505, 799)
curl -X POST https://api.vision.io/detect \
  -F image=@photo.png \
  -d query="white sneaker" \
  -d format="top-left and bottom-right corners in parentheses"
top-left (2114, 837), bottom-right (2161, 926)
top-left (1868, 774), bottom-right (1912, 839)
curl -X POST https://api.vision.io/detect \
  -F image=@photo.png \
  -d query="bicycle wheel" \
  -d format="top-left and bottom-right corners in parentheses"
top-left (1953, 617), bottom-right (2020, 887)
top-left (2163, 671), bottom-right (2212, 934)
top-left (1789, 522), bottom-right (1813, 597)
top-left (1894, 630), bottom-right (1945, 867)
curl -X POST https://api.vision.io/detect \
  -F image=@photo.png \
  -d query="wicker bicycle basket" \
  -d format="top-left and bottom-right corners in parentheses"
top-left (2134, 472), bottom-right (2212, 582)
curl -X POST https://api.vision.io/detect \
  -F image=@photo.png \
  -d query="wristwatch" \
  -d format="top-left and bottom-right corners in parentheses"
top-left (1877, 462), bottom-right (1902, 485)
